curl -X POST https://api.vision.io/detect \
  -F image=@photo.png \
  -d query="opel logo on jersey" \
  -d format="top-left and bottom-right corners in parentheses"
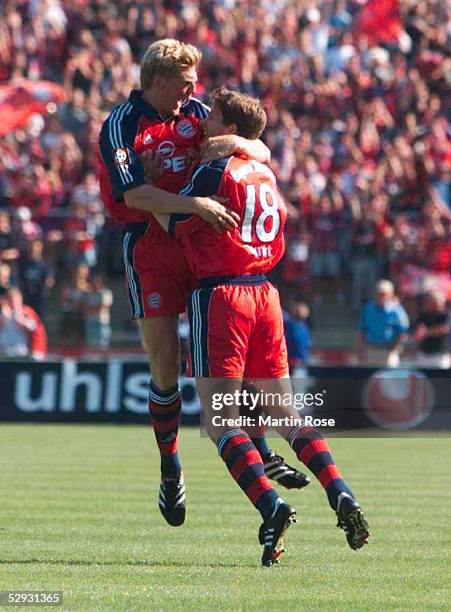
top-left (147, 292), bottom-right (162, 309)
top-left (158, 140), bottom-right (176, 157)
top-left (177, 119), bottom-right (197, 139)
top-left (363, 369), bottom-right (434, 430)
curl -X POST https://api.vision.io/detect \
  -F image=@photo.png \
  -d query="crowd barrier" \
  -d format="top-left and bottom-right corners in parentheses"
top-left (0, 359), bottom-right (449, 432)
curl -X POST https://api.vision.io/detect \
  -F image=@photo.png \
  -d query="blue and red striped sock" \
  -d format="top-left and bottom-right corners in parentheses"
top-left (148, 381), bottom-right (182, 479)
top-left (248, 417), bottom-right (272, 460)
top-left (287, 426), bottom-right (354, 510)
top-left (217, 429), bottom-right (280, 519)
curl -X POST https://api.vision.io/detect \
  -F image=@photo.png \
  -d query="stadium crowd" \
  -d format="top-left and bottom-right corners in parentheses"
top-left (0, 0), bottom-right (449, 352)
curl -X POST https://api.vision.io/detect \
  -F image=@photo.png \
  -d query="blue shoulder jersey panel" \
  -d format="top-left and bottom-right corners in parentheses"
top-left (182, 96), bottom-right (210, 119)
top-left (99, 102), bottom-right (146, 198)
top-left (179, 158), bottom-right (230, 197)
top-left (168, 158), bottom-right (230, 237)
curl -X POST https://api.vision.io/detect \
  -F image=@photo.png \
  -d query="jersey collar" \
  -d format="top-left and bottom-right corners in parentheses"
top-left (128, 89), bottom-right (168, 122)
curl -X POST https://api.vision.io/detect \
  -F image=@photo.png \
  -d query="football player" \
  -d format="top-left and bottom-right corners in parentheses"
top-left (99, 39), bottom-right (308, 529)
top-left (146, 88), bottom-right (370, 565)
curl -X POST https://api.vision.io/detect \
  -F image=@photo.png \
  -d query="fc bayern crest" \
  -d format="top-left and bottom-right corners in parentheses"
top-left (147, 292), bottom-right (162, 309)
top-left (363, 369), bottom-right (434, 430)
top-left (177, 119), bottom-right (197, 139)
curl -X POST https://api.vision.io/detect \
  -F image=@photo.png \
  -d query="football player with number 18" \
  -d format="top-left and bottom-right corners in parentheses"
top-left (148, 88), bottom-right (370, 565)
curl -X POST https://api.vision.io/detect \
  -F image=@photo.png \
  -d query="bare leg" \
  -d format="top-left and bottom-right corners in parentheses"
top-left (139, 316), bottom-right (180, 390)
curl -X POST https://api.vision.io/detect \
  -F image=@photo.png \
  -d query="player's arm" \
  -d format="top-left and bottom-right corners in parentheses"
top-left (154, 159), bottom-right (230, 238)
top-left (201, 135), bottom-right (270, 163)
top-left (98, 115), bottom-right (236, 232)
top-left (124, 183), bottom-right (230, 219)
top-left (127, 185), bottom-right (237, 234)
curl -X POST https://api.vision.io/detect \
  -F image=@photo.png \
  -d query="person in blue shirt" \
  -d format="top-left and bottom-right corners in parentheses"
top-left (357, 279), bottom-right (410, 367)
top-left (284, 299), bottom-right (311, 373)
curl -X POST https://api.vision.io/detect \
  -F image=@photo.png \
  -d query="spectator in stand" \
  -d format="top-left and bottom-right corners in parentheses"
top-left (59, 88), bottom-right (90, 144)
top-left (281, 230), bottom-right (311, 295)
top-left (13, 207), bottom-right (42, 254)
top-left (81, 272), bottom-right (113, 349)
top-left (0, 209), bottom-right (19, 265)
top-left (62, 203), bottom-right (98, 270)
top-left (0, 261), bottom-right (13, 292)
top-left (72, 172), bottom-right (103, 215)
top-left (358, 279), bottom-right (410, 368)
top-left (0, 286), bottom-right (47, 359)
top-left (59, 263), bottom-right (90, 345)
top-left (284, 299), bottom-right (312, 374)
top-left (412, 291), bottom-right (450, 369)
top-left (387, 214), bottom-right (421, 277)
top-left (309, 194), bottom-right (343, 304)
top-left (350, 205), bottom-right (383, 313)
top-left (18, 239), bottom-right (55, 319)
top-left (71, 172), bottom-right (106, 254)
top-left (0, 286), bottom-right (28, 358)
top-left (10, 165), bottom-right (54, 218)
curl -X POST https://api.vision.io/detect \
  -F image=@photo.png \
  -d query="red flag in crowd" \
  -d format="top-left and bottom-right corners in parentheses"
top-left (356, 0), bottom-right (402, 46)
top-left (0, 80), bottom-right (66, 136)
top-left (23, 305), bottom-right (48, 359)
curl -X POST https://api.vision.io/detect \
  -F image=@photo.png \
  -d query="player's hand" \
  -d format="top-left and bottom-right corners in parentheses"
top-left (200, 136), bottom-right (240, 162)
top-left (196, 197), bottom-right (240, 234)
top-left (140, 150), bottom-right (164, 184)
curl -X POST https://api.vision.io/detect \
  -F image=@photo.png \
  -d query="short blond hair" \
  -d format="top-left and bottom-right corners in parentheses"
top-left (140, 39), bottom-right (201, 89)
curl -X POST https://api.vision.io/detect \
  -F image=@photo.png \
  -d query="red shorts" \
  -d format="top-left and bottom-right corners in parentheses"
top-left (187, 276), bottom-right (289, 378)
top-left (123, 222), bottom-right (196, 318)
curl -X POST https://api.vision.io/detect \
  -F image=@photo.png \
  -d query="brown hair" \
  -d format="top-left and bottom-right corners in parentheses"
top-left (140, 39), bottom-right (202, 89)
top-left (210, 87), bottom-right (267, 139)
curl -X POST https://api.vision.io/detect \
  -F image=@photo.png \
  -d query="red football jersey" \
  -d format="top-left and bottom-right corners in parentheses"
top-left (170, 156), bottom-right (287, 279)
top-left (98, 90), bottom-right (207, 224)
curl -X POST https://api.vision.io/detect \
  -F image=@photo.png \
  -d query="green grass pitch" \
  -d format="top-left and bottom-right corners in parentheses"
top-left (0, 425), bottom-right (450, 611)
